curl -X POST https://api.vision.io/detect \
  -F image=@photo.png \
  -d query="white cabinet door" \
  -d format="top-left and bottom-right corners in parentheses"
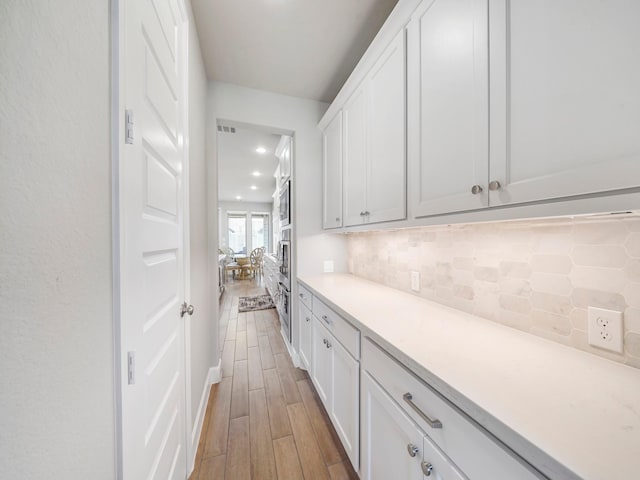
top-left (328, 335), bottom-right (360, 472)
top-left (299, 302), bottom-right (312, 370)
top-left (409, 0), bottom-right (489, 217)
top-left (343, 86), bottom-right (368, 226)
top-left (323, 111), bottom-right (343, 229)
top-left (421, 434), bottom-right (467, 480)
top-left (311, 316), bottom-right (332, 406)
top-left (489, 0), bottom-right (640, 206)
top-left (361, 372), bottom-right (425, 480)
top-left (368, 29), bottom-right (407, 224)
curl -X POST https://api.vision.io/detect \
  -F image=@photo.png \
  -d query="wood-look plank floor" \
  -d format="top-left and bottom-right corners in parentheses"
top-left (190, 276), bottom-right (358, 480)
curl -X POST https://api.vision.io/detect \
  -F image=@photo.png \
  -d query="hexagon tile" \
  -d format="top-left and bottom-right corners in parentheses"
top-left (347, 213), bottom-right (640, 369)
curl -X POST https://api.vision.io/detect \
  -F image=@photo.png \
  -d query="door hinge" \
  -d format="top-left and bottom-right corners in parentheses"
top-left (125, 109), bottom-right (134, 144)
top-left (127, 351), bottom-right (136, 385)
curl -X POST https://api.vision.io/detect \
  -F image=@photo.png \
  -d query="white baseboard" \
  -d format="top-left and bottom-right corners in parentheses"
top-left (189, 360), bottom-right (222, 472)
top-left (280, 328), bottom-right (301, 368)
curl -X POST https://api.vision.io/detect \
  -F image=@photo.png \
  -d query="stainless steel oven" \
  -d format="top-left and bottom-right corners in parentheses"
top-left (276, 227), bottom-right (291, 342)
top-left (279, 180), bottom-right (291, 228)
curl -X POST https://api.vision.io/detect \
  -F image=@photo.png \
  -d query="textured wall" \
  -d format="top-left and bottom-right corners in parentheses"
top-left (348, 214), bottom-right (640, 368)
top-left (0, 0), bottom-right (114, 478)
top-left (186, 0), bottom-right (215, 461)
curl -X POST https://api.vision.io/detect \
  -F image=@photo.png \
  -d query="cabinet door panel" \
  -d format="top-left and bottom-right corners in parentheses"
top-left (410, 0), bottom-right (488, 217)
top-left (368, 30), bottom-right (407, 224)
top-left (311, 317), bottom-right (331, 406)
top-left (361, 372), bottom-right (424, 480)
top-left (490, 0), bottom-right (640, 206)
top-left (343, 86), bottom-right (369, 226)
top-left (330, 338), bottom-right (359, 472)
top-left (299, 302), bottom-right (312, 370)
top-left (323, 111), bottom-right (343, 229)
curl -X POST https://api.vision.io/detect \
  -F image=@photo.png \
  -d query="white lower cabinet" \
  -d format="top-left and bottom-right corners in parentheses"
top-left (362, 372), bottom-right (466, 480)
top-left (311, 316), bottom-right (360, 472)
top-left (298, 301), bottom-right (312, 370)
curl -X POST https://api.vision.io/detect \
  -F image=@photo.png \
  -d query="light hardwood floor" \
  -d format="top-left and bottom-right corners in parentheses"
top-left (190, 276), bottom-right (358, 480)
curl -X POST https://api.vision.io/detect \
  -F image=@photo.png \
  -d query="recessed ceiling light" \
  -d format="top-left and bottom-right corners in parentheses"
top-left (235, 195), bottom-right (242, 200)
top-left (255, 147), bottom-right (267, 154)
top-left (252, 171), bottom-right (261, 177)
top-left (250, 185), bottom-right (257, 190)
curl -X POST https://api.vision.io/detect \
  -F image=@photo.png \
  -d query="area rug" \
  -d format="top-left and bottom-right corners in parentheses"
top-left (238, 294), bottom-right (276, 313)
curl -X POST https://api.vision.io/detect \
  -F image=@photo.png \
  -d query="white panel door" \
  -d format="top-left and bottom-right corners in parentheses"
top-left (322, 111), bottom-right (343, 229)
top-left (489, 0), bottom-right (640, 206)
top-left (410, 0), bottom-right (489, 217)
top-left (343, 86), bottom-right (368, 226)
top-left (329, 337), bottom-right (360, 472)
top-left (121, 0), bottom-right (189, 479)
top-left (368, 29), bottom-right (407, 224)
top-left (361, 372), bottom-right (425, 480)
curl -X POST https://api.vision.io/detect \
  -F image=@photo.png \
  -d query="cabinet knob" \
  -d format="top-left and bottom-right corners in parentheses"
top-left (470, 184), bottom-right (483, 195)
top-left (489, 180), bottom-right (501, 191)
top-left (335, 217), bottom-right (340, 222)
top-left (306, 316), bottom-right (310, 322)
top-left (323, 338), bottom-right (327, 345)
top-left (359, 211), bottom-right (365, 216)
top-left (364, 211), bottom-right (370, 216)
top-left (406, 444), bottom-right (419, 458)
top-left (326, 340), bottom-right (331, 349)
top-left (299, 293), bottom-right (304, 298)
top-left (421, 462), bottom-right (433, 476)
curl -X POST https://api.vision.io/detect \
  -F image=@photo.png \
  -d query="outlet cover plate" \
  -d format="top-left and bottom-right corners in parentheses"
top-left (410, 271), bottom-right (420, 292)
top-left (323, 260), bottom-right (334, 273)
top-left (587, 307), bottom-right (623, 353)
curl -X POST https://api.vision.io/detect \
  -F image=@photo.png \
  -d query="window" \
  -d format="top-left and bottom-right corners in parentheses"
top-left (228, 214), bottom-right (246, 255)
top-left (251, 214), bottom-right (269, 251)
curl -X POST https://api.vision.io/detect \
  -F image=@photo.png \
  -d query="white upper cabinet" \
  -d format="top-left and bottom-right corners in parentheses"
top-left (343, 86), bottom-right (369, 226)
top-left (275, 135), bottom-right (292, 187)
top-left (343, 30), bottom-right (407, 227)
top-left (409, 0), bottom-right (489, 217)
top-left (322, 111), bottom-right (343, 229)
top-left (488, 0), bottom-right (640, 206)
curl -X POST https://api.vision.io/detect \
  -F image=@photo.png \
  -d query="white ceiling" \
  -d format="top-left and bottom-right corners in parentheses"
top-left (217, 126), bottom-right (281, 203)
top-left (191, 0), bottom-right (399, 103)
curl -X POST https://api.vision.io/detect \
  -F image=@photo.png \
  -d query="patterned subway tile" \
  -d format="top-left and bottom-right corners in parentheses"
top-left (347, 213), bottom-right (640, 368)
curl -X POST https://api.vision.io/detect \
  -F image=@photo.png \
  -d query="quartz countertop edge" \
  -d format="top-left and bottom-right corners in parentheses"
top-left (297, 273), bottom-right (640, 480)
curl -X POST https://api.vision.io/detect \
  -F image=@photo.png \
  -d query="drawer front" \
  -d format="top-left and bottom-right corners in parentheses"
top-left (362, 338), bottom-right (541, 480)
top-left (297, 283), bottom-right (313, 309)
top-left (313, 297), bottom-right (360, 359)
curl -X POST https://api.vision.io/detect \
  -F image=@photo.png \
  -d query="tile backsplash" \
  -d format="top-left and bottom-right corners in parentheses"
top-left (347, 214), bottom-right (640, 368)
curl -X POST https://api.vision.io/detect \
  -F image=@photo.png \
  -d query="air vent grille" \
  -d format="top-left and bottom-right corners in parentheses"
top-left (217, 125), bottom-right (236, 134)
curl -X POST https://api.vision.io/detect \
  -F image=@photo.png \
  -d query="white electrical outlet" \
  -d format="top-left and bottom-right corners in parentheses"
top-left (588, 307), bottom-right (623, 353)
top-left (410, 271), bottom-right (420, 292)
top-left (323, 260), bottom-right (334, 273)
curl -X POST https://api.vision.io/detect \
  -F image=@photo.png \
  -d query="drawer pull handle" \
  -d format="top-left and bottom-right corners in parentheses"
top-left (407, 444), bottom-right (419, 458)
top-left (306, 317), bottom-right (310, 322)
top-left (321, 314), bottom-right (331, 324)
top-left (403, 393), bottom-right (443, 429)
top-left (299, 293), bottom-right (304, 298)
top-left (323, 338), bottom-right (327, 345)
top-left (326, 340), bottom-right (331, 349)
top-left (421, 462), bottom-right (433, 476)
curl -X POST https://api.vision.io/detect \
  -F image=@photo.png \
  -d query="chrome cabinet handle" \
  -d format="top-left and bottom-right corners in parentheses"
top-left (489, 180), bottom-right (501, 191)
top-left (471, 184), bottom-right (483, 194)
top-left (335, 217), bottom-right (340, 222)
top-left (299, 293), bottom-right (304, 298)
top-left (407, 444), bottom-right (419, 458)
top-left (359, 211), bottom-right (365, 216)
top-left (323, 338), bottom-right (327, 345)
top-left (321, 314), bottom-right (331, 324)
top-left (364, 211), bottom-right (370, 215)
top-left (306, 316), bottom-right (310, 322)
top-left (403, 393), bottom-right (443, 429)
top-left (421, 462), bottom-right (433, 476)
top-left (326, 340), bottom-right (331, 349)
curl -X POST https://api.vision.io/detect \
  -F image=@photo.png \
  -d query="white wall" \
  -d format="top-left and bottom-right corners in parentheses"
top-left (0, 1), bottom-right (115, 478)
top-left (208, 82), bottom-right (349, 355)
top-left (186, 0), bottom-right (216, 468)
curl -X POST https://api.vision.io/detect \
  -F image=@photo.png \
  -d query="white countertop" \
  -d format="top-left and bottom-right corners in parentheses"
top-left (298, 273), bottom-right (640, 480)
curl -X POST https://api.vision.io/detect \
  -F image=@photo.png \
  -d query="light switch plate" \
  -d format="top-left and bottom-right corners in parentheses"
top-left (587, 307), bottom-right (623, 353)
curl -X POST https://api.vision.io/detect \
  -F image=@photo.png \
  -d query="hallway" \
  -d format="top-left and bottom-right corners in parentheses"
top-left (190, 277), bottom-right (358, 480)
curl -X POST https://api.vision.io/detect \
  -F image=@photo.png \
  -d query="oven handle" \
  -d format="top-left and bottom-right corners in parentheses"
top-left (278, 282), bottom-right (289, 293)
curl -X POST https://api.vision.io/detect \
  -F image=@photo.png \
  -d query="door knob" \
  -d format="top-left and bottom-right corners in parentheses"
top-left (180, 302), bottom-right (194, 317)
